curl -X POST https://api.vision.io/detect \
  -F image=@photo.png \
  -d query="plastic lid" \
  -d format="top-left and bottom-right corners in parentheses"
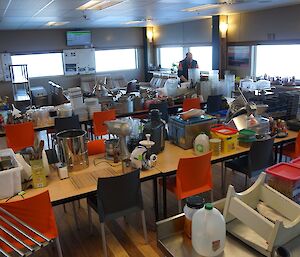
top-left (186, 196), bottom-right (205, 209)
top-left (204, 203), bottom-right (213, 210)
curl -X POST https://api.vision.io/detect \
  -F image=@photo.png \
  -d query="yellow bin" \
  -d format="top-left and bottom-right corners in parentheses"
top-left (211, 125), bottom-right (238, 154)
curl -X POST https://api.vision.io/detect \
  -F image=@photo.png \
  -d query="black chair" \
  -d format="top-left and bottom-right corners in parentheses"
top-left (87, 169), bottom-right (148, 257)
top-left (224, 137), bottom-right (275, 189)
top-left (54, 115), bottom-right (81, 134)
top-left (207, 95), bottom-right (223, 114)
top-left (149, 101), bottom-right (169, 123)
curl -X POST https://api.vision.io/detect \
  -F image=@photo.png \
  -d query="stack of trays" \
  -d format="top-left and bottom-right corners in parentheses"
top-left (85, 98), bottom-right (101, 119)
top-left (73, 104), bottom-right (89, 122)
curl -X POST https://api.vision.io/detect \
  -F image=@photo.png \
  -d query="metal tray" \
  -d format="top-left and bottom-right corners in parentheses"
top-left (156, 200), bottom-right (264, 257)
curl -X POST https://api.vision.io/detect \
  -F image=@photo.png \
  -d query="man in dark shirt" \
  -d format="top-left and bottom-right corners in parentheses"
top-left (178, 52), bottom-right (199, 82)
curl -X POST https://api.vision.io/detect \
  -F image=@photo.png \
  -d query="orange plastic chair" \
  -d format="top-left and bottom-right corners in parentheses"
top-left (163, 152), bottom-right (213, 212)
top-left (5, 122), bottom-right (35, 152)
top-left (282, 131), bottom-right (300, 159)
top-left (87, 139), bottom-right (106, 156)
top-left (182, 98), bottom-right (201, 112)
top-left (0, 191), bottom-right (63, 257)
top-left (93, 110), bottom-right (116, 137)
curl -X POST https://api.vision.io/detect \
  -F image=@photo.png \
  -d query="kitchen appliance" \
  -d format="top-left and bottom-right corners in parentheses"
top-left (105, 119), bottom-right (132, 160)
top-left (130, 134), bottom-right (157, 170)
top-left (105, 139), bottom-right (119, 160)
top-left (56, 129), bottom-right (89, 172)
top-left (143, 109), bottom-right (166, 154)
top-left (31, 86), bottom-right (48, 107)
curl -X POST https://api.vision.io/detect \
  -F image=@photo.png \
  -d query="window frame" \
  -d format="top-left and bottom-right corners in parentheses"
top-left (11, 52), bottom-right (64, 78)
top-left (95, 48), bottom-right (138, 72)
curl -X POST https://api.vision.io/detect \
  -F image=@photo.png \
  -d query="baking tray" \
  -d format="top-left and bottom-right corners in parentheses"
top-left (156, 200), bottom-right (264, 257)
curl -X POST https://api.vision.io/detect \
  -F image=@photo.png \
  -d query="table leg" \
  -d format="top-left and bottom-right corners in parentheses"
top-left (152, 177), bottom-right (159, 221)
top-left (163, 175), bottom-right (167, 219)
top-left (221, 162), bottom-right (224, 196)
top-left (279, 143), bottom-right (283, 162)
top-left (274, 145), bottom-right (278, 163)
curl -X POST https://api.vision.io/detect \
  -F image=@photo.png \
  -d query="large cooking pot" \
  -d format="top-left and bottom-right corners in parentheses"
top-left (56, 129), bottom-right (89, 172)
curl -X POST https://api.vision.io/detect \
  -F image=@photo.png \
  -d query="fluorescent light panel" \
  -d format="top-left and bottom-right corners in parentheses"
top-left (125, 20), bottom-right (144, 24)
top-left (182, 3), bottom-right (221, 12)
top-left (46, 21), bottom-right (69, 26)
top-left (77, 0), bottom-right (123, 11)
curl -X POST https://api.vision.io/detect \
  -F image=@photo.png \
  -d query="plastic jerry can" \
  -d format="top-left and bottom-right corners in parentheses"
top-left (192, 203), bottom-right (226, 256)
top-left (194, 133), bottom-right (210, 155)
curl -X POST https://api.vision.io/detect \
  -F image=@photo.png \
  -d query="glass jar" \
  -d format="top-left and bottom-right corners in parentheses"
top-left (183, 196), bottom-right (205, 238)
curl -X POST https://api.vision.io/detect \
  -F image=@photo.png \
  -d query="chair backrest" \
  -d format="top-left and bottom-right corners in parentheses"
top-left (207, 95), bottom-right (223, 114)
top-left (97, 169), bottom-right (143, 222)
top-left (248, 137), bottom-right (274, 173)
top-left (87, 139), bottom-right (105, 156)
top-left (183, 98), bottom-right (201, 112)
top-left (93, 110), bottom-right (116, 136)
top-left (176, 152), bottom-right (212, 200)
top-left (149, 102), bottom-right (169, 123)
top-left (0, 191), bottom-right (58, 253)
top-left (5, 122), bottom-right (35, 152)
top-left (54, 115), bottom-right (80, 134)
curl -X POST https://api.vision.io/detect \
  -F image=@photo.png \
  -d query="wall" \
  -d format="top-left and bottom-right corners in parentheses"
top-left (154, 18), bottom-right (212, 46)
top-left (0, 27), bottom-right (144, 102)
top-left (227, 4), bottom-right (300, 77)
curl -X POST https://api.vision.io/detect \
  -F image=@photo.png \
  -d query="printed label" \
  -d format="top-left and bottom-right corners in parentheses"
top-left (212, 240), bottom-right (221, 252)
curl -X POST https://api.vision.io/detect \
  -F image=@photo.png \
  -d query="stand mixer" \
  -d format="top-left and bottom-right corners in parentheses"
top-left (105, 119), bottom-right (132, 160)
top-left (130, 134), bottom-right (157, 170)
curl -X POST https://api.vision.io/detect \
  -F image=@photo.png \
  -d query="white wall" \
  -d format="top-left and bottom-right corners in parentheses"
top-left (154, 18), bottom-right (212, 46)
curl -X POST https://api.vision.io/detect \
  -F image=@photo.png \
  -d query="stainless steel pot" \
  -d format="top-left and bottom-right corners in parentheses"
top-left (56, 129), bottom-right (89, 172)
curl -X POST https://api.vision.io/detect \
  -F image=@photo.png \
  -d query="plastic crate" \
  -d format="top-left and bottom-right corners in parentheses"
top-left (0, 148), bottom-right (22, 200)
top-left (168, 115), bottom-right (217, 150)
top-left (211, 125), bottom-right (238, 153)
top-left (266, 163), bottom-right (300, 200)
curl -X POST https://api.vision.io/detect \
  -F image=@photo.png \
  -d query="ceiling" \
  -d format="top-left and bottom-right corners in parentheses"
top-left (0, 0), bottom-right (300, 30)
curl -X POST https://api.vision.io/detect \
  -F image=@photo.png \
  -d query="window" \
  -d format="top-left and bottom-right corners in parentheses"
top-left (11, 53), bottom-right (64, 78)
top-left (95, 49), bottom-right (137, 72)
top-left (256, 44), bottom-right (300, 78)
top-left (190, 46), bottom-right (212, 71)
top-left (159, 47), bottom-right (183, 69)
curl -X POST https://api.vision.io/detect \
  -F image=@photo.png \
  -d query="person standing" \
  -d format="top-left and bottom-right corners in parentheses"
top-left (178, 52), bottom-right (198, 82)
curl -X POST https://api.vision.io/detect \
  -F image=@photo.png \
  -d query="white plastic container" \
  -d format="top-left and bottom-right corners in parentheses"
top-left (192, 203), bottom-right (226, 257)
top-left (194, 133), bottom-right (210, 155)
top-left (0, 149), bottom-right (22, 200)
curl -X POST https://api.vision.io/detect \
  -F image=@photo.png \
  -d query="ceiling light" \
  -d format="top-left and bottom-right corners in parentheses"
top-left (125, 20), bottom-right (145, 25)
top-left (33, 0), bottom-right (55, 16)
top-left (77, 0), bottom-right (123, 11)
top-left (182, 4), bottom-right (221, 12)
top-left (46, 21), bottom-right (70, 27)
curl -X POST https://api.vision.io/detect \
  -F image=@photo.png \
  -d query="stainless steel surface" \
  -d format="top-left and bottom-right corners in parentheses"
top-left (0, 207), bottom-right (51, 257)
top-left (57, 129), bottom-right (89, 172)
top-left (156, 200), bottom-right (264, 257)
top-left (105, 120), bottom-right (132, 160)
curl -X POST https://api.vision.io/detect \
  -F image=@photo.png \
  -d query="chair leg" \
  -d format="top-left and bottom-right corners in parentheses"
top-left (71, 201), bottom-right (80, 230)
top-left (87, 203), bottom-right (93, 234)
top-left (210, 190), bottom-right (214, 202)
top-left (100, 223), bottom-right (108, 257)
top-left (177, 200), bottom-right (182, 213)
top-left (141, 210), bottom-right (148, 244)
top-left (55, 237), bottom-right (63, 257)
top-left (245, 175), bottom-right (248, 189)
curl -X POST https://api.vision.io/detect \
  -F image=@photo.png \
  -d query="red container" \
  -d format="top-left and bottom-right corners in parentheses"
top-left (210, 125), bottom-right (238, 136)
top-left (266, 163), bottom-right (300, 200)
top-left (291, 157), bottom-right (300, 167)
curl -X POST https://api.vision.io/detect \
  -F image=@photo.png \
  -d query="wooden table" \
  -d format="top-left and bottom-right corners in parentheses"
top-left (1, 155), bottom-right (162, 220)
top-left (156, 130), bottom-right (298, 218)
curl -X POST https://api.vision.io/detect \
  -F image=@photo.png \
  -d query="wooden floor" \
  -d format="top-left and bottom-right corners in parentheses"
top-left (0, 132), bottom-right (257, 257)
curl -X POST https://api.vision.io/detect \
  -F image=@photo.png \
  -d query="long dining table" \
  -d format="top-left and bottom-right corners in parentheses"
top-left (0, 130), bottom-right (298, 222)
